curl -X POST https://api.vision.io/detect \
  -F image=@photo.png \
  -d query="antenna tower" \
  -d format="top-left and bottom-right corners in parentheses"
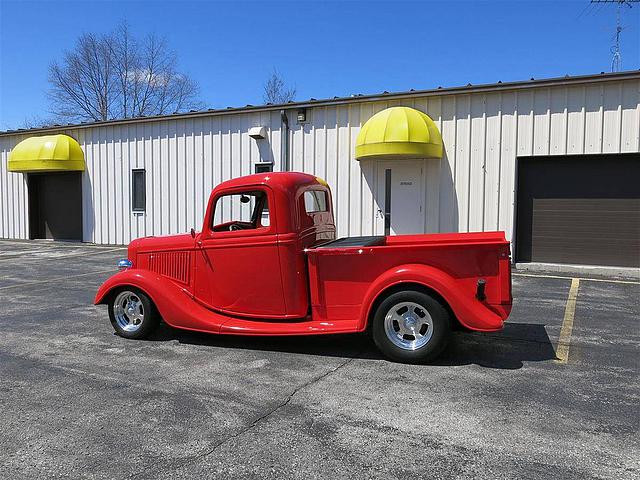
top-left (590, 0), bottom-right (637, 72)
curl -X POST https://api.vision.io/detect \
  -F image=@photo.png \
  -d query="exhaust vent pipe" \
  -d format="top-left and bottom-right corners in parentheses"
top-left (476, 279), bottom-right (487, 301)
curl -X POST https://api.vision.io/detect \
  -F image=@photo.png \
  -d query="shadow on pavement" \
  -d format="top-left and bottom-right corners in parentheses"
top-left (436, 323), bottom-right (558, 369)
top-left (145, 321), bottom-right (557, 369)
top-left (147, 324), bottom-right (382, 359)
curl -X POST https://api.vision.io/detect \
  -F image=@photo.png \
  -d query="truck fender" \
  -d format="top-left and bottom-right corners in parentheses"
top-left (359, 263), bottom-right (503, 332)
top-left (94, 270), bottom-right (226, 333)
top-left (94, 270), bottom-right (172, 306)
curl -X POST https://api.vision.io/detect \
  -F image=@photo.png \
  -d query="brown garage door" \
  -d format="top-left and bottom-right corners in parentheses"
top-left (516, 154), bottom-right (640, 268)
top-left (28, 173), bottom-right (83, 241)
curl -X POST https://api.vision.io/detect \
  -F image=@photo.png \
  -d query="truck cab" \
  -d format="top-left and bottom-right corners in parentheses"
top-left (96, 172), bottom-right (512, 363)
top-left (193, 172), bottom-right (335, 319)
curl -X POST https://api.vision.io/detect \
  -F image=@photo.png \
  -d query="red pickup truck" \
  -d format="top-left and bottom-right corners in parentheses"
top-left (95, 172), bottom-right (512, 362)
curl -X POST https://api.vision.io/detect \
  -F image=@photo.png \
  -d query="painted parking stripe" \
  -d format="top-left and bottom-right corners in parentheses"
top-left (0, 269), bottom-right (115, 291)
top-left (0, 247), bottom-right (51, 257)
top-left (555, 278), bottom-right (580, 365)
top-left (0, 246), bottom-right (126, 261)
top-left (0, 240), bottom-right (123, 250)
top-left (513, 272), bottom-right (639, 285)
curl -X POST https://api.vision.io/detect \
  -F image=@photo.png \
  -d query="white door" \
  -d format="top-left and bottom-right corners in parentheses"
top-left (375, 160), bottom-right (425, 235)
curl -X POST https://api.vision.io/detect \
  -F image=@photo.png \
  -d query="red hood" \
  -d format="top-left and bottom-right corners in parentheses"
top-left (129, 233), bottom-right (196, 257)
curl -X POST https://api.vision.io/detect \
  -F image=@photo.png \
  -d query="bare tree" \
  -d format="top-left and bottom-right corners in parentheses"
top-left (48, 32), bottom-right (116, 121)
top-left (48, 21), bottom-right (201, 123)
top-left (263, 69), bottom-right (296, 104)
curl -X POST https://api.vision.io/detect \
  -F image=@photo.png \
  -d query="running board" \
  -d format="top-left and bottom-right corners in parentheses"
top-left (220, 317), bottom-right (361, 335)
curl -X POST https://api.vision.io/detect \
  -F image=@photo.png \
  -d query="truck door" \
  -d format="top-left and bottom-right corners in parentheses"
top-left (194, 187), bottom-right (287, 317)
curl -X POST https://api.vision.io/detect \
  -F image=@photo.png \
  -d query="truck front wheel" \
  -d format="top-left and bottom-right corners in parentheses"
top-left (108, 288), bottom-right (160, 339)
top-left (372, 290), bottom-right (451, 363)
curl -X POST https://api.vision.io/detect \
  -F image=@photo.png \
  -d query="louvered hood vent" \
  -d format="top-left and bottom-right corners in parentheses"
top-left (148, 251), bottom-right (190, 284)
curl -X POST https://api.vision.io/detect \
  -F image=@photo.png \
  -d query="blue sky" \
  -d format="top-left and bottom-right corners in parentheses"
top-left (1, 0), bottom-right (638, 130)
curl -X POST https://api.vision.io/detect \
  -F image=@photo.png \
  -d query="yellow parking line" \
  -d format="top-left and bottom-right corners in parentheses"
top-left (555, 278), bottom-right (580, 364)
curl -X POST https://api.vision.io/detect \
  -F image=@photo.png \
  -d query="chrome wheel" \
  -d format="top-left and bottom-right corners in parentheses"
top-left (113, 291), bottom-right (145, 333)
top-left (383, 301), bottom-right (433, 350)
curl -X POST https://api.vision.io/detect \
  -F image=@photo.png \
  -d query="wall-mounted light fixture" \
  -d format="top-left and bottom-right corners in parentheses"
top-left (248, 126), bottom-right (267, 139)
top-left (297, 109), bottom-right (307, 123)
top-left (254, 162), bottom-right (273, 174)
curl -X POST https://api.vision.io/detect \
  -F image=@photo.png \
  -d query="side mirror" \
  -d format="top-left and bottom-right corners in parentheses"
top-left (190, 228), bottom-right (196, 238)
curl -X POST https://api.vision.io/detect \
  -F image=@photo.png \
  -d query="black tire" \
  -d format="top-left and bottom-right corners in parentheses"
top-left (108, 288), bottom-right (160, 339)
top-left (372, 290), bottom-right (451, 363)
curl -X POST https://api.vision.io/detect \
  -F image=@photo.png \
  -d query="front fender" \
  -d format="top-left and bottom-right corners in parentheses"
top-left (94, 270), bottom-right (133, 305)
top-left (359, 263), bottom-right (505, 332)
top-left (94, 269), bottom-right (227, 334)
top-left (95, 269), bottom-right (191, 307)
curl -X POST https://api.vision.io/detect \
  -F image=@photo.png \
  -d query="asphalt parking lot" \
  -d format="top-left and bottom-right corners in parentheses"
top-left (0, 240), bottom-right (638, 480)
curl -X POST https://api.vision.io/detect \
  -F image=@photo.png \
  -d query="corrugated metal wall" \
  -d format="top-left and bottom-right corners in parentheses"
top-left (290, 79), bottom-right (640, 242)
top-left (1, 110), bottom-right (282, 244)
top-left (0, 143), bottom-right (28, 240)
top-left (1, 77), bottom-right (639, 245)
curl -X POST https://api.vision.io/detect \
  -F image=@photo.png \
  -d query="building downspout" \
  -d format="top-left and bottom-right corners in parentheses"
top-left (280, 110), bottom-right (290, 171)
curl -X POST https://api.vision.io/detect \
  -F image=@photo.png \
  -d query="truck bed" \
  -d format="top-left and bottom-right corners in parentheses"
top-left (305, 231), bottom-right (513, 332)
top-left (315, 236), bottom-right (385, 249)
top-left (312, 232), bottom-right (510, 250)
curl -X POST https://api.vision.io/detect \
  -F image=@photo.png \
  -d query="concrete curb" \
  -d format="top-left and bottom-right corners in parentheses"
top-left (514, 262), bottom-right (640, 281)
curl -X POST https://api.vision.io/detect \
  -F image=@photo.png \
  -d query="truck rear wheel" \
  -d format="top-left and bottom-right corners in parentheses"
top-left (372, 290), bottom-right (451, 363)
top-left (108, 288), bottom-right (160, 339)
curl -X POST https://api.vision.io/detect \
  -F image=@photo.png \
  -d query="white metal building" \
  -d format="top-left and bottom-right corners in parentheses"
top-left (1, 71), bottom-right (639, 267)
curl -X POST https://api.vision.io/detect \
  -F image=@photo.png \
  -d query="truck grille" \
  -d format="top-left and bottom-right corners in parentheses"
top-left (148, 251), bottom-right (190, 284)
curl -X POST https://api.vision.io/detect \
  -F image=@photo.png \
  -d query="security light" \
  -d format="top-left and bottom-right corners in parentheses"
top-left (255, 162), bottom-right (273, 174)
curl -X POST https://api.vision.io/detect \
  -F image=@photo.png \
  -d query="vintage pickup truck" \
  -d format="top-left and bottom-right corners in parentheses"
top-left (95, 172), bottom-right (512, 362)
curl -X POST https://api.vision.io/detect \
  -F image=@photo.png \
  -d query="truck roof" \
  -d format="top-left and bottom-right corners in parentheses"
top-left (214, 171), bottom-right (327, 193)
top-left (209, 171), bottom-right (334, 236)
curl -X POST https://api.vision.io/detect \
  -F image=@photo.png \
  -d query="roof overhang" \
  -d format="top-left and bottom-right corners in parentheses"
top-left (355, 107), bottom-right (443, 161)
top-left (8, 134), bottom-right (85, 173)
top-left (1, 71), bottom-right (637, 138)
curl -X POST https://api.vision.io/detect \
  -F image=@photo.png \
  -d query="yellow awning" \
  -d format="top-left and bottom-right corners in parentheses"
top-left (8, 134), bottom-right (85, 173)
top-left (355, 107), bottom-right (443, 160)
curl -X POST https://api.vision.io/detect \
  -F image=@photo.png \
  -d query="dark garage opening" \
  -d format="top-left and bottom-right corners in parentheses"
top-left (516, 154), bottom-right (640, 268)
top-left (28, 173), bottom-right (83, 241)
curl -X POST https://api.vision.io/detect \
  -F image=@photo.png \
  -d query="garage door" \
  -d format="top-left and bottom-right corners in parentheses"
top-left (28, 173), bottom-right (83, 241)
top-left (516, 154), bottom-right (640, 268)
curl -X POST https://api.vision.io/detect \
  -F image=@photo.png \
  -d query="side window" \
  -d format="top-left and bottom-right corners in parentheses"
top-left (212, 190), bottom-right (270, 232)
top-left (260, 200), bottom-right (271, 227)
top-left (132, 169), bottom-right (146, 212)
top-left (304, 190), bottom-right (328, 213)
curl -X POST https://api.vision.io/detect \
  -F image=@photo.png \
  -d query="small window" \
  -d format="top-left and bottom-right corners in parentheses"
top-left (132, 169), bottom-right (146, 211)
top-left (304, 190), bottom-right (327, 213)
top-left (255, 163), bottom-right (273, 174)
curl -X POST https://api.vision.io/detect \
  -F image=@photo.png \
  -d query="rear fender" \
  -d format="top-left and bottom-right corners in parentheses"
top-left (94, 270), bottom-right (227, 334)
top-left (360, 263), bottom-right (505, 332)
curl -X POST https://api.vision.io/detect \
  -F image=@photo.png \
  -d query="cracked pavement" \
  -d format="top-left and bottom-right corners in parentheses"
top-left (0, 240), bottom-right (638, 479)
